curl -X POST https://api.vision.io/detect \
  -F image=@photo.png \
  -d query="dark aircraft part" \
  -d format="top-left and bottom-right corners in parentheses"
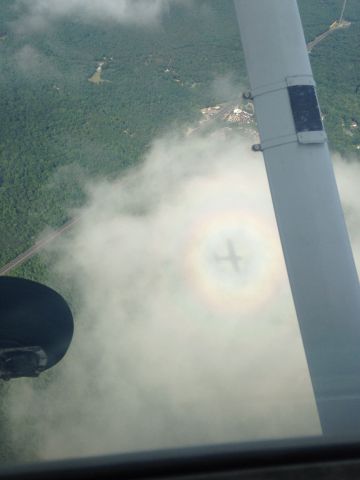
top-left (0, 277), bottom-right (73, 380)
top-left (0, 346), bottom-right (47, 380)
top-left (251, 144), bottom-right (262, 152)
top-left (242, 91), bottom-right (253, 100)
top-left (287, 85), bottom-right (323, 132)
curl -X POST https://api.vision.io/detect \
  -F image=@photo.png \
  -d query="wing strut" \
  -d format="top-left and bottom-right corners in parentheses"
top-left (234, 0), bottom-right (360, 436)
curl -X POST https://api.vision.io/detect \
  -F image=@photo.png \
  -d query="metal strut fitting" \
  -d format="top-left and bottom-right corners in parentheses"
top-left (234, 0), bottom-right (360, 436)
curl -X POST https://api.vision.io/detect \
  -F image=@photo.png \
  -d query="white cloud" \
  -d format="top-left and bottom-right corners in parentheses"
top-left (5, 129), bottom-right (323, 461)
top-left (13, 0), bottom-right (188, 32)
top-left (333, 155), bottom-right (360, 267)
top-left (14, 45), bottom-right (57, 77)
top-left (211, 73), bottom-right (243, 102)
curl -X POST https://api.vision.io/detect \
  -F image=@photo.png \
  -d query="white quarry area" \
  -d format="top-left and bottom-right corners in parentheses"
top-left (200, 103), bottom-right (254, 125)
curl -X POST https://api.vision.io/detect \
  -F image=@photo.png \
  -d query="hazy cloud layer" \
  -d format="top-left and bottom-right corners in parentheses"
top-left (333, 155), bottom-right (360, 263)
top-left (5, 129), bottom-right (327, 461)
top-left (14, 45), bottom-right (58, 77)
top-left (13, 0), bottom-right (188, 32)
top-left (211, 73), bottom-right (244, 103)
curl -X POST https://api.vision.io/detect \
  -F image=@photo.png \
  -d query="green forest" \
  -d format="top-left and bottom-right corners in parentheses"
top-left (0, 0), bottom-right (359, 463)
top-left (0, 0), bottom-right (359, 285)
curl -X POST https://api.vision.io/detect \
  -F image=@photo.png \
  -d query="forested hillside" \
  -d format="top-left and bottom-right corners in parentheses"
top-left (0, 0), bottom-right (358, 283)
top-left (0, 0), bottom-right (246, 280)
top-left (299, 0), bottom-right (360, 154)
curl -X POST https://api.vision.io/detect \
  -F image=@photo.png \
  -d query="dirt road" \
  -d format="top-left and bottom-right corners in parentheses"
top-left (0, 217), bottom-right (80, 276)
top-left (307, 21), bottom-right (351, 53)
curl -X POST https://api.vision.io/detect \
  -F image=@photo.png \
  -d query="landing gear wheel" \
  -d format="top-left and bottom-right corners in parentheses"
top-left (0, 277), bottom-right (74, 378)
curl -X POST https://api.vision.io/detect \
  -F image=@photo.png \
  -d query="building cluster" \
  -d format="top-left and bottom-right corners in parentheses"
top-left (200, 105), bottom-right (221, 120)
top-left (200, 104), bottom-right (254, 125)
top-left (224, 108), bottom-right (253, 124)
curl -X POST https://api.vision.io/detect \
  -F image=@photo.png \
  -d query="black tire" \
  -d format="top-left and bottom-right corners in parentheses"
top-left (0, 277), bottom-right (74, 369)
